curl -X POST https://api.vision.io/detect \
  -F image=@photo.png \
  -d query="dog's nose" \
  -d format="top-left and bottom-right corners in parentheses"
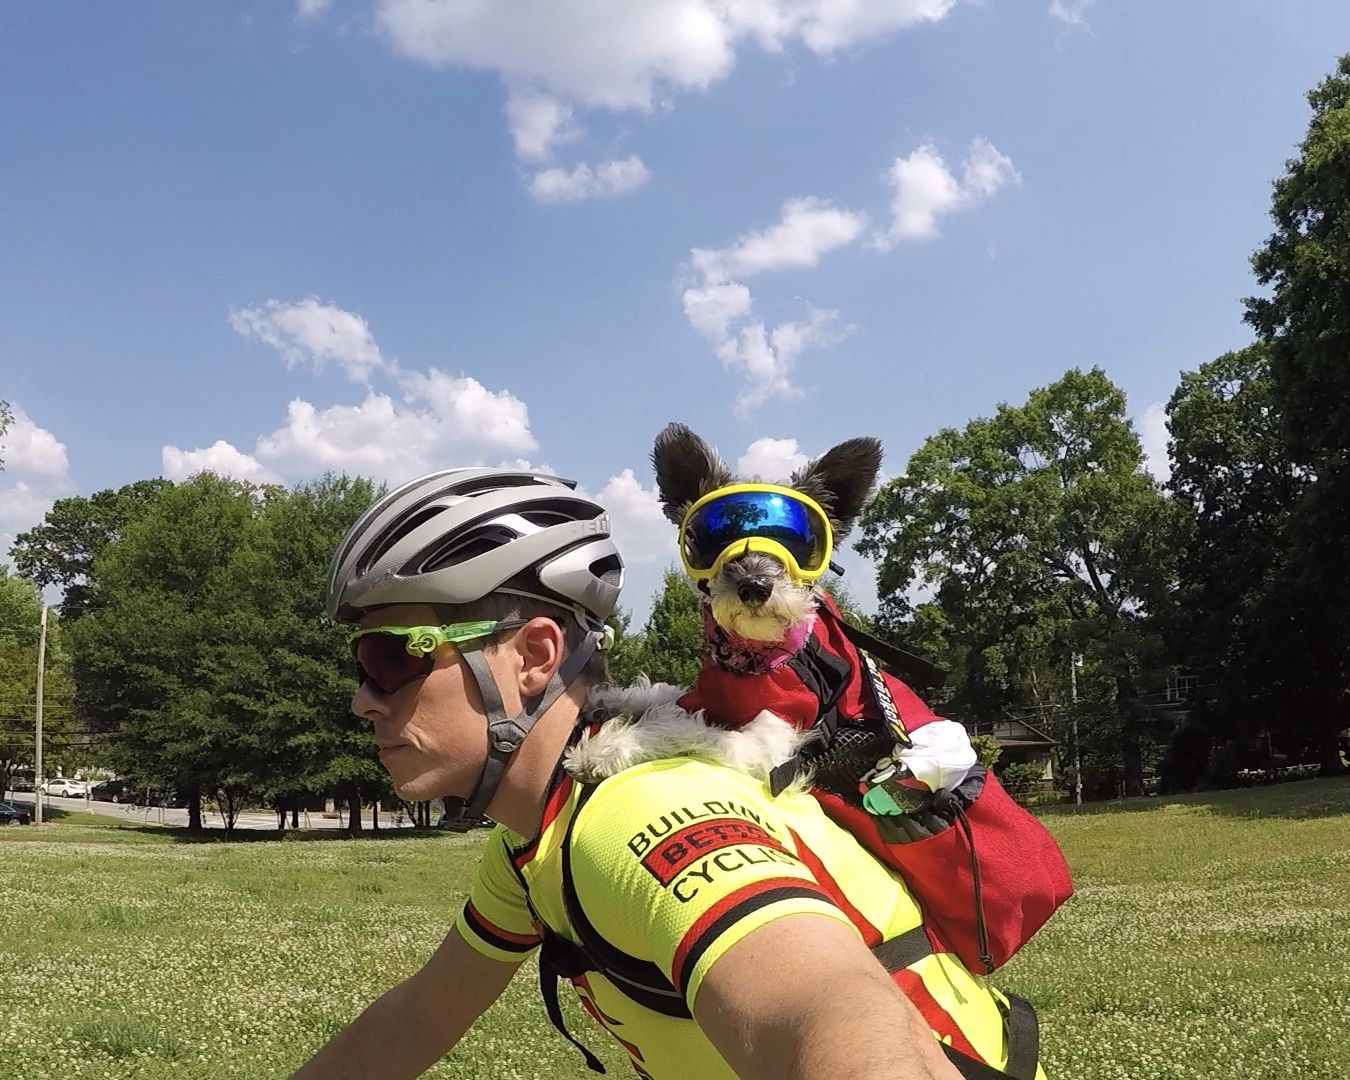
top-left (737, 579), bottom-right (772, 606)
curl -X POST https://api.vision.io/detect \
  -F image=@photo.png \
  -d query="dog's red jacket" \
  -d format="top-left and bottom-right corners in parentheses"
top-left (678, 592), bottom-right (940, 736)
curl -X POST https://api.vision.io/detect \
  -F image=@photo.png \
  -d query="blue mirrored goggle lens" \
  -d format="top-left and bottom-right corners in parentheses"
top-left (683, 491), bottom-right (824, 571)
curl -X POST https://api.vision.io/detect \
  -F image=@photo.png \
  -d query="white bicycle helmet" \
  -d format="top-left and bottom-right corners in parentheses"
top-left (326, 467), bottom-right (624, 819)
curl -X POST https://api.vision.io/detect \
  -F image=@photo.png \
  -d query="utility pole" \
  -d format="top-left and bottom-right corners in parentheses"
top-left (1070, 652), bottom-right (1083, 806)
top-left (34, 604), bottom-right (48, 826)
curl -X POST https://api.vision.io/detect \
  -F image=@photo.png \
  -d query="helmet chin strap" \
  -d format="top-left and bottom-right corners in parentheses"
top-left (448, 630), bottom-right (603, 823)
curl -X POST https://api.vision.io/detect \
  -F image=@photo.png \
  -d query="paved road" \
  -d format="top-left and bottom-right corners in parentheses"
top-left (2, 792), bottom-right (415, 831)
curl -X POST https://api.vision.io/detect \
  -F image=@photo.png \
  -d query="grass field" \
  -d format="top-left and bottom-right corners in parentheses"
top-left (3, 780), bottom-right (1349, 1079)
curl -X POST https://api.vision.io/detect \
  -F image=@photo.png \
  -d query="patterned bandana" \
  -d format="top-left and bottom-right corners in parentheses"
top-left (702, 605), bottom-right (815, 675)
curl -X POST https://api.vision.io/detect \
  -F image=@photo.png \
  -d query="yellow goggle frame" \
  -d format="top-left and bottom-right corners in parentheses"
top-left (678, 483), bottom-right (834, 584)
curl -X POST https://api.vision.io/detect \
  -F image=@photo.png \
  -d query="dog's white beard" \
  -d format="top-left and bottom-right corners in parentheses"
top-left (708, 579), bottom-right (818, 642)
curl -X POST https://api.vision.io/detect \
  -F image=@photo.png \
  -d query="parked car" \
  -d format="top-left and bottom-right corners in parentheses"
top-left (91, 779), bottom-right (133, 803)
top-left (40, 778), bottom-right (87, 798)
top-left (0, 802), bottom-right (31, 825)
top-left (8, 774), bottom-right (34, 792)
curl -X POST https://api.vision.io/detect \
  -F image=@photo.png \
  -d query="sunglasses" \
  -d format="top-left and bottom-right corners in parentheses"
top-left (347, 620), bottom-right (524, 696)
top-left (679, 484), bottom-right (834, 583)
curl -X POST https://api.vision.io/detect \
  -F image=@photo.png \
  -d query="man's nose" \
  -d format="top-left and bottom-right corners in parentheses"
top-left (352, 681), bottom-right (389, 721)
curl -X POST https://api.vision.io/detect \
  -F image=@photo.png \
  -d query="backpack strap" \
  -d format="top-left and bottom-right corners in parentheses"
top-left (833, 616), bottom-right (949, 689)
top-left (872, 930), bottom-right (1040, 1080)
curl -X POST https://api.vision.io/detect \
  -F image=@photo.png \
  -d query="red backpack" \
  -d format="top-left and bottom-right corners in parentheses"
top-left (679, 594), bottom-right (1073, 974)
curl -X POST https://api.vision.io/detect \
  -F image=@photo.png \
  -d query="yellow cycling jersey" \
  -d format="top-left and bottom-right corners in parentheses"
top-left (455, 754), bottom-right (1045, 1080)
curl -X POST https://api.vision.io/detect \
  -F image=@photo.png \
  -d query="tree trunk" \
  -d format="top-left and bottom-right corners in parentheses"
top-left (291, 806), bottom-right (299, 828)
top-left (187, 790), bottom-right (203, 832)
top-left (1116, 676), bottom-right (1144, 797)
top-left (346, 789), bottom-right (363, 834)
top-left (372, 801), bottom-right (379, 831)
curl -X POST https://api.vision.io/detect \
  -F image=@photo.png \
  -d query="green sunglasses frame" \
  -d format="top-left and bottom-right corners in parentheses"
top-left (346, 620), bottom-right (521, 658)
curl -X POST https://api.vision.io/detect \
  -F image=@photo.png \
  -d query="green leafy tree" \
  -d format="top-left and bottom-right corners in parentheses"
top-left (71, 474), bottom-right (261, 830)
top-left (0, 399), bottom-right (12, 471)
top-left (1243, 54), bottom-right (1350, 772)
top-left (631, 569), bottom-right (705, 687)
top-left (1165, 345), bottom-right (1307, 755)
top-left (0, 571), bottom-right (75, 792)
top-left (211, 475), bottom-right (386, 833)
top-left (603, 607), bottom-right (650, 688)
top-left (10, 480), bottom-right (172, 619)
top-left (860, 368), bottom-right (1182, 796)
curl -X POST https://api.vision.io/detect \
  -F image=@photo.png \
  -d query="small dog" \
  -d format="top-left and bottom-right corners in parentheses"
top-left (650, 421), bottom-right (975, 798)
top-left (651, 421), bottom-right (882, 649)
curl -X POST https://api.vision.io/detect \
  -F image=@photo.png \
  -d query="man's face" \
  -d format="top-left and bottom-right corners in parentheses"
top-left (350, 604), bottom-right (517, 802)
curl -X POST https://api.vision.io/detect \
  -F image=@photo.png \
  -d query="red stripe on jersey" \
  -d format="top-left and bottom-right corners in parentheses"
top-left (513, 773), bottom-right (576, 870)
top-left (892, 968), bottom-right (985, 1064)
top-left (671, 876), bottom-right (833, 994)
top-left (464, 901), bottom-right (541, 947)
top-left (787, 827), bottom-right (882, 947)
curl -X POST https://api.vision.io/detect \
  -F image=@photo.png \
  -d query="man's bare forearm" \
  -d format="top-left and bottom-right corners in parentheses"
top-left (292, 971), bottom-right (462, 1080)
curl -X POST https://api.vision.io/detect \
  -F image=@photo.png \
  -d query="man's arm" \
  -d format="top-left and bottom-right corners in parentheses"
top-left (292, 927), bottom-right (520, 1080)
top-left (693, 913), bottom-right (962, 1080)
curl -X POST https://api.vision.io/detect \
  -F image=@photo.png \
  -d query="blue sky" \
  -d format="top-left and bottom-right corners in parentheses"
top-left (3, 1), bottom-right (1348, 620)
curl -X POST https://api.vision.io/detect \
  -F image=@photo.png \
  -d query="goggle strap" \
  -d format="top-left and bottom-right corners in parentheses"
top-left (458, 631), bottom-right (602, 820)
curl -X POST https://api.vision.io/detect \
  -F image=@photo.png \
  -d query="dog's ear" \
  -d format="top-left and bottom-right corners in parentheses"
top-left (790, 437), bottom-right (884, 538)
top-left (651, 422), bottom-right (733, 525)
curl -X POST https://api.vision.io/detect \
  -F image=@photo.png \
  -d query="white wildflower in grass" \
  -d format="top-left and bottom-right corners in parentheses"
top-left (3, 784), bottom-right (1350, 1077)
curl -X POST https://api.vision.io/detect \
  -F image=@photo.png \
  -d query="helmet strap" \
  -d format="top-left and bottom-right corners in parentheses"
top-left (452, 630), bottom-right (601, 822)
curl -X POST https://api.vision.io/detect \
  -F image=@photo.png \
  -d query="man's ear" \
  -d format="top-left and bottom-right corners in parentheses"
top-left (651, 422), bottom-right (733, 525)
top-left (516, 617), bottom-right (566, 699)
top-left (789, 437), bottom-right (884, 539)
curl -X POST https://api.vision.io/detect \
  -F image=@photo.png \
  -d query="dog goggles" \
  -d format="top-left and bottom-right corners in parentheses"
top-left (679, 483), bottom-right (834, 583)
top-left (347, 620), bottom-right (524, 696)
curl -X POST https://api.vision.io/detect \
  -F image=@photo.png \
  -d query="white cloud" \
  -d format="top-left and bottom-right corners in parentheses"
top-left (873, 137), bottom-right (1019, 248)
top-left (1048, 0), bottom-right (1095, 31)
top-left (597, 468), bottom-right (672, 565)
top-left (229, 297), bottom-right (389, 383)
top-left (296, 0), bottom-right (332, 19)
top-left (680, 198), bottom-right (864, 407)
top-left (367, 0), bottom-right (962, 200)
top-left (691, 197), bottom-right (866, 283)
top-left (718, 307), bottom-right (847, 415)
top-left (682, 282), bottom-right (754, 341)
top-left (677, 138), bottom-right (1016, 410)
top-left (0, 403), bottom-right (69, 482)
top-left (397, 369), bottom-right (537, 452)
top-left (161, 440), bottom-right (284, 484)
top-left (528, 156), bottom-right (651, 203)
top-left (0, 405), bottom-right (73, 574)
top-left (737, 437), bottom-right (809, 480)
top-left (505, 90), bottom-right (581, 162)
top-left (1136, 401), bottom-right (1170, 482)
top-left (251, 371), bottom-right (537, 482)
top-left (376, 1), bottom-right (958, 108)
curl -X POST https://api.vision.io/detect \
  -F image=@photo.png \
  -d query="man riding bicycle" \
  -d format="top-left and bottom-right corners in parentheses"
top-left (296, 467), bottom-right (1042, 1080)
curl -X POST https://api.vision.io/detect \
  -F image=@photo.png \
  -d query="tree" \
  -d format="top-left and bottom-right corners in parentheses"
top-left (1165, 345), bottom-right (1307, 760)
top-left (210, 475), bottom-right (387, 834)
top-left (10, 480), bottom-right (172, 619)
top-left (0, 399), bottom-right (12, 471)
top-left (859, 368), bottom-right (1182, 796)
top-left (1243, 54), bottom-right (1350, 772)
top-left (71, 475), bottom-right (261, 830)
top-left (628, 569), bottom-right (705, 687)
top-left (0, 570), bottom-right (75, 793)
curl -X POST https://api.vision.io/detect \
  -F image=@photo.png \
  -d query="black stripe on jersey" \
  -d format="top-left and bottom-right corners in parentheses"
top-left (462, 903), bottom-right (539, 954)
top-left (673, 885), bottom-right (828, 997)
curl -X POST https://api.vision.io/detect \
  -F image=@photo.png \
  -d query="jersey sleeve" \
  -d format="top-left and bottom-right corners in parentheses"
top-left (567, 761), bottom-right (857, 1008)
top-left (453, 825), bottom-right (542, 964)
